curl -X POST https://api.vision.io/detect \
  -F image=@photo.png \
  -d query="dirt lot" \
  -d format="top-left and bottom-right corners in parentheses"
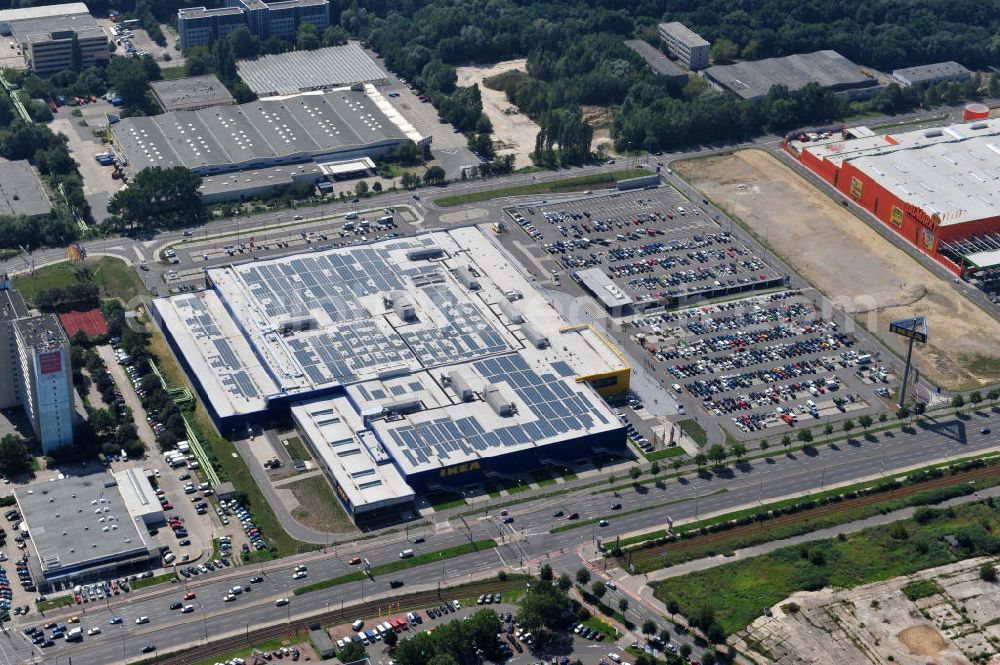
top-left (735, 557), bottom-right (998, 665)
top-left (456, 59), bottom-right (540, 169)
top-left (673, 149), bottom-right (1000, 391)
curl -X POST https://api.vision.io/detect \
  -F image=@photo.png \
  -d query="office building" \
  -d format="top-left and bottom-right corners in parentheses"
top-left (892, 62), bottom-right (973, 88)
top-left (14, 473), bottom-right (158, 591)
top-left (13, 314), bottom-right (75, 453)
top-left (0, 3), bottom-right (109, 76)
top-left (154, 227), bottom-right (629, 522)
top-left (658, 21), bottom-right (710, 71)
top-left (178, 0), bottom-right (328, 52)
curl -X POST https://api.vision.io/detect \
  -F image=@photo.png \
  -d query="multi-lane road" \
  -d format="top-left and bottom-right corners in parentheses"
top-left (18, 402), bottom-right (1000, 664)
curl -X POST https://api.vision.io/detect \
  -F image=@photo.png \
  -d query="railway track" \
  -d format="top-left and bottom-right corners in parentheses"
top-left (626, 463), bottom-right (997, 567)
top-left (154, 577), bottom-right (524, 665)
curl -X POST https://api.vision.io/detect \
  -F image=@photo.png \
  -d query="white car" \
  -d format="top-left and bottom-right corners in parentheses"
top-left (275, 598), bottom-right (289, 607)
top-left (135, 616), bottom-right (149, 625)
top-left (87, 627), bottom-right (101, 636)
top-left (292, 570), bottom-right (307, 580)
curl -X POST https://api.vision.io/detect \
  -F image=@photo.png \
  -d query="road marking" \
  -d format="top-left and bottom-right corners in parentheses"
top-left (494, 545), bottom-right (508, 569)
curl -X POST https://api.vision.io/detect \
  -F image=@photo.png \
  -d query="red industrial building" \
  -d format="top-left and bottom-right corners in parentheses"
top-left (785, 109), bottom-right (1000, 276)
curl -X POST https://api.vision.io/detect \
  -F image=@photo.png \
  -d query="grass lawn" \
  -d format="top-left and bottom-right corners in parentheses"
top-left (37, 595), bottom-right (75, 613)
top-left (192, 635), bottom-right (309, 665)
top-left (281, 434), bottom-right (311, 461)
top-left (425, 491), bottom-right (467, 511)
top-left (13, 256), bottom-right (147, 305)
top-left (132, 572), bottom-right (175, 590)
top-left (901, 579), bottom-right (943, 601)
top-left (159, 65), bottom-right (188, 80)
top-left (435, 169), bottom-right (652, 207)
top-left (652, 501), bottom-right (1000, 635)
top-left (678, 419), bottom-right (707, 447)
top-left (288, 474), bottom-right (357, 533)
top-left (294, 539), bottom-right (497, 595)
top-left (644, 446), bottom-right (687, 462)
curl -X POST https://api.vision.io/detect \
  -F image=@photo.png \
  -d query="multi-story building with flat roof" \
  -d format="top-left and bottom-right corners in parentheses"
top-left (178, 0), bottom-right (328, 51)
top-left (0, 3), bottom-right (109, 75)
top-left (658, 21), bottom-right (710, 71)
top-left (13, 314), bottom-right (74, 453)
top-left (0, 287), bottom-right (29, 410)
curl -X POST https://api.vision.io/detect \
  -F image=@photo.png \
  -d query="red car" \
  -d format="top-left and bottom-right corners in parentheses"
top-left (349, 556), bottom-right (362, 566)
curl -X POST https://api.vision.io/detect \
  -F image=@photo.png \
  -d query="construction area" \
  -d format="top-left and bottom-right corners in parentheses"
top-left (458, 59), bottom-right (540, 169)
top-left (736, 556), bottom-right (1000, 665)
top-left (672, 149), bottom-right (1000, 391)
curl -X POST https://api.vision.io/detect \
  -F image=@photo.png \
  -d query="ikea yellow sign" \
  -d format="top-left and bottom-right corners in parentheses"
top-left (439, 461), bottom-right (481, 478)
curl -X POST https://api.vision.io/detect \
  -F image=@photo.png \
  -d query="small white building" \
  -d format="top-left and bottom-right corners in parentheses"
top-left (114, 468), bottom-right (164, 527)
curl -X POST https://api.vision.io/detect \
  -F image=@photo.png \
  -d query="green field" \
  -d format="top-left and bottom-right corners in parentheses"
top-left (643, 446), bottom-right (687, 462)
top-left (678, 419), bottom-right (707, 447)
top-left (294, 539), bottom-right (497, 595)
top-left (13, 256), bottom-right (147, 305)
top-left (653, 501), bottom-right (1000, 635)
top-left (37, 595), bottom-right (75, 613)
top-left (426, 491), bottom-right (467, 510)
top-left (132, 572), bottom-right (175, 590)
top-left (434, 169), bottom-right (652, 207)
top-left (281, 435), bottom-right (311, 461)
top-left (287, 474), bottom-right (356, 533)
top-left (191, 636), bottom-right (309, 665)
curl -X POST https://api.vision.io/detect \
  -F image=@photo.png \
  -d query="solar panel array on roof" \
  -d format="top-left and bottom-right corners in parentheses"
top-left (398, 284), bottom-right (508, 366)
top-left (385, 354), bottom-right (608, 470)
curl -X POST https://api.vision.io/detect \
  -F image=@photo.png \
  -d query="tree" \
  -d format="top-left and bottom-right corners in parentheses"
top-left (666, 599), bottom-right (679, 617)
top-left (590, 581), bottom-right (606, 598)
top-left (0, 434), bottom-right (29, 477)
top-left (858, 415), bottom-right (873, 432)
top-left (759, 438), bottom-right (769, 451)
top-left (322, 25), bottom-right (349, 47)
top-left (400, 172), bottom-right (419, 189)
top-left (557, 573), bottom-right (572, 592)
top-left (372, 181), bottom-right (383, 193)
top-left (184, 46), bottom-right (212, 77)
top-left (338, 641), bottom-right (367, 662)
top-left (107, 56), bottom-right (150, 111)
top-left (729, 442), bottom-right (747, 463)
top-left (896, 405), bottom-right (911, 420)
top-left (296, 22), bottom-right (320, 51)
top-left (212, 37), bottom-right (237, 85)
top-left (706, 443), bottom-right (726, 469)
top-left (913, 402), bottom-right (926, 417)
top-left (575, 568), bottom-right (591, 586)
top-left (781, 434), bottom-right (791, 452)
top-left (426, 656), bottom-right (459, 665)
top-left (354, 180), bottom-right (369, 197)
top-left (650, 460), bottom-right (660, 476)
top-left (518, 582), bottom-right (573, 632)
top-left (694, 453), bottom-right (707, 471)
top-left (680, 643), bottom-right (692, 659)
top-left (423, 165), bottom-right (446, 185)
top-left (701, 650), bottom-right (717, 665)
top-left (641, 619), bottom-right (657, 635)
top-left (69, 34), bottom-right (82, 73)
top-left (228, 26), bottom-right (260, 59)
top-left (629, 466), bottom-right (642, 481)
top-left (539, 564), bottom-right (553, 582)
top-left (711, 37), bottom-right (739, 65)
top-left (108, 166), bottom-right (204, 232)
top-left (952, 394), bottom-right (965, 408)
top-left (988, 388), bottom-right (1000, 405)
top-left (824, 424), bottom-right (834, 437)
top-left (980, 562), bottom-right (997, 583)
top-left (671, 458), bottom-right (683, 474)
top-left (797, 428), bottom-right (813, 444)
top-left (842, 419), bottom-right (855, 435)
top-left (618, 597), bottom-right (629, 613)
top-left (383, 629), bottom-right (399, 648)
top-left (970, 391), bottom-right (983, 405)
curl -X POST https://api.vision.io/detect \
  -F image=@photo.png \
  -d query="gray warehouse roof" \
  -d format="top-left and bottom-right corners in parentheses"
top-left (0, 159), bottom-right (51, 218)
top-left (704, 50), bottom-right (876, 100)
top-left (8, 10), bottom-right (103, 42)
top-left (575, 267), bottom-right (633, 310)
top-left (237, 43), bottom-right (388, 96)
top-left (113, 87), bottom-right (419, 174)
top-left (150, 75), bottom-right (236, 112)
top-left (15, 474), bottom-right (150, 576)
top-left (892, 61), bottom-right (972, 85)
top-left (624, 40), bottom-right (687, 80)
top-left (0, 2), bottom-right (89, 26)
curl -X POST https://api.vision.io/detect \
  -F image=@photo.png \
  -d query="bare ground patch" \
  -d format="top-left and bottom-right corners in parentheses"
top-left (898, 625), bottom-right (947, 657)
top-left (673, 149), bottom-right (1000, 391)
top-left (456, 59), bottom-right (540, 169)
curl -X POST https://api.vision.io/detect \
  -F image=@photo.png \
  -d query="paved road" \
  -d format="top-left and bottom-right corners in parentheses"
top-left (18, 405), bottom-right (1000, 664)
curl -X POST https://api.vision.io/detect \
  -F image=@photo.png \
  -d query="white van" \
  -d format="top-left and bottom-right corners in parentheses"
top-left (399, 549), bottom-right (414, 559)
top-left (806, 399), bottom-right (817, 409)
top-left (345, 211), bottom-right (359, 220)
top-left (352, 619), bottom-right (364, 631)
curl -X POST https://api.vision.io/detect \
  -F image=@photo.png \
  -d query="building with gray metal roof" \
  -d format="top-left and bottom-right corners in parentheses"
top-left (14, 472), bottom-right (157, 590)
top-left (624, 39), bottom-right (687, 83)
top-left (111, 85), bottom-right (425, 199)
top-left (154, 227), bottom-right (628, 520)
top-left (150, 74), bottom-right (236, 112)
top-left (0, 159), bottom-right (51, 218)
top-left (704, 50), bottom-right (877, 101)
top-left (892, 61), bottom-right (972, 88)
top-left (237, 43), bottom-right (389, 96)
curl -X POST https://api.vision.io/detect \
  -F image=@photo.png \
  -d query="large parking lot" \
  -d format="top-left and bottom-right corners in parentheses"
top-left (497, 186), bottom-right (893, 441)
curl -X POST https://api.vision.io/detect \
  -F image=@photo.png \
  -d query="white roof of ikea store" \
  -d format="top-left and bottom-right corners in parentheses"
top-left (154, 226), bottom-right (628, 425)
top-left (796, 117), bottom-right (1000, 226)
top-left (238, 43), bottom-right (388, 96)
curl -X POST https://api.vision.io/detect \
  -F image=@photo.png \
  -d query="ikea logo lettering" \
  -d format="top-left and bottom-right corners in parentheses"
top-left (439, 461), bottom-right (481, 478)
top-left (336, 484), bottom-right (350, 506)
